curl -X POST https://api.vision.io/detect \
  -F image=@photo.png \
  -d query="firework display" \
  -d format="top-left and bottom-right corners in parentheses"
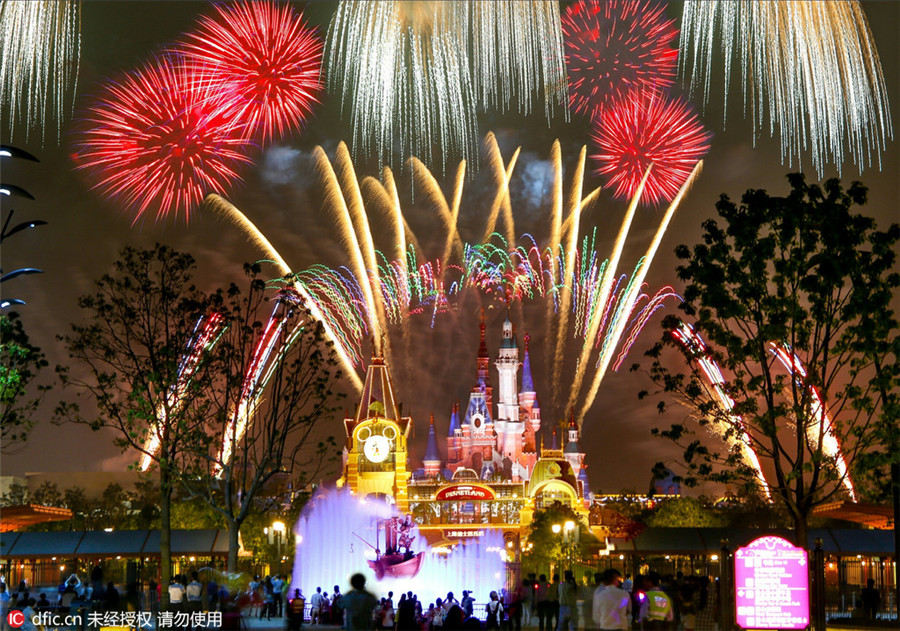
top-left (75, 57), bottom-right (253, 222)
top-left (680, 0), bottom-right (893, 176)
top-left (562, 0), bottom-right (678, 118)
top-left (179, 1), bottom-right (322, 143)
top-left (211, 137), bottom-right (693, 424)
top-left (770, 344), bottom-right (856, 501)
top-left (672, 323), bottom-right (771, 499)
top-left (591, 91), bottom-right (711, 205)
top-left (0, 0), bottom-right (81, 141)
top-left (325, 1), bottom-right (567, 171)
top-left (140, 313), bottom-right (226, 471)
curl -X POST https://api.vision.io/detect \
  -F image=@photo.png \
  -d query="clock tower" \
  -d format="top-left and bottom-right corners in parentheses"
top-left (339, 354), bottom-right (412, 512)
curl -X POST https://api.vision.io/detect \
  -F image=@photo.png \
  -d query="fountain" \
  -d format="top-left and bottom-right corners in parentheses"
top-left (291, 488), bottom-right (508, 607)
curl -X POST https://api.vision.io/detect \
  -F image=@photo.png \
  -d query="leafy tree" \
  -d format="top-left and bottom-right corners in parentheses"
top-left (57, 245), bottom-right (217, 605)
top-left (642, 174), bottom-right (899, 545)
top-left (522, 502), bottom-right (595, 577)
top-left (644, 497), bottom-right (726, 527)
top-left (30, 481), bottom-right (63, 507)
top-left (1, 312), bottom-right (49, 451)
top-left (0, 482), bottom-right (29, 505)
top-left (178, 265), bottom-right (342, 571)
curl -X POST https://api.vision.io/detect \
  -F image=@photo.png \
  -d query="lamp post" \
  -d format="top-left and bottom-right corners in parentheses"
top-left (266, 521), bottom-right (287, 574)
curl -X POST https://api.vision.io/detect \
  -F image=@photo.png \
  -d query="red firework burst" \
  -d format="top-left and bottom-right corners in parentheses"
top-left (179, 1), bottom-right (323, 143)
top-left (74, 57), bottom-right (252, 221)
top-left (591, 91), bottom-right (711, 205)
top-left (562, 0), bottom-right (678, 118)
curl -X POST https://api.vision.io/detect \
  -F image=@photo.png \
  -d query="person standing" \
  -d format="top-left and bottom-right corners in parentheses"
top-left (535, 575), bottom-right (551, 631)
top-left (342, 575), bottom-right (378, 631)
top-left (640, 574), bottom-right (673, 631)
top-left (557, 571), bottom-right (578, 631)
top-left (485, 592), bottom-right (504, 630)
top-left (548, 574), bottom-right (561, 631)
top-left (186, 573), bottom-right (203, 617)
top-left (272, 575), bottom-right (285, 618)
top-left (310, 587), bottom-right (324, 625)
top-left (861, 579), bottom-right (880, 621)
top-left (593, 570), bottom-right (631, 631)
top-left (168, 576), bottom-right (186, 614)
top-left (288, 589), bottom-right (306, 631)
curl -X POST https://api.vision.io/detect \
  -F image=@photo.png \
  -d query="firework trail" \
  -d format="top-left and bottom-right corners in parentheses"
top-left (769, 344), bottom-right (856, 501)
top-left (480, 133), bottom-right (520, 246)
top-left (577, 161), bottom-right (703, 421)
top-left (218, 297), bottom-right (312, 471)
top-left (672, 322), bottom-right (771, 500)
top-left (75, 56), bottom-right (252, 222)
top-left (179, 0), bottom-right (323, 143)
top-left (325, 1), bottom-right (566, 172)
top-left (591, 91), bottom-right (711, 205)
top-left (204, 193), bottom-right (364, 392)
top-left (314, 144), bottom-right (386, 359)
top-left (140, 312), bottom-right (226, 472)
top-left (680, 1), bottom-right (892, 176)
top-left (1, 0), bottom-right (81, 141)
top-left (561, 0), bottom-right (678, 118)
top-left (205, 136), bottom-right (692, 423)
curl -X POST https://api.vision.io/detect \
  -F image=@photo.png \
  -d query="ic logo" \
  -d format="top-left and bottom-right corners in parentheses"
top-left (7, 610), bottom-right (25, 628)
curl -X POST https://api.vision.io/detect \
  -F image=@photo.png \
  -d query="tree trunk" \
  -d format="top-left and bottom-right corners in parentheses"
top-left (228, 518), bottom-right (240, 573)
top-left (792, 511), bottom-right (808, 551)
top-left (160, 464), bottom-right (172, 609)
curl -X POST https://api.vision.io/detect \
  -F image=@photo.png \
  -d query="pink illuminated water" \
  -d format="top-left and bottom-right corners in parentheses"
top-left (291, 489), bottom-right (508, 607)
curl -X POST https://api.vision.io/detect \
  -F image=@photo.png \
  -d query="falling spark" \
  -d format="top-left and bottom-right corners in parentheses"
top-left (0, 0), bottom-right (81, 142)
top-left (672, 322), bottom-right (771, 500)
top-left (680, 0), bottom-right (892, 176)
top-left (770, 344), bottom-right (856, 501)
top-left (325, 1), bottom-right (567, 172)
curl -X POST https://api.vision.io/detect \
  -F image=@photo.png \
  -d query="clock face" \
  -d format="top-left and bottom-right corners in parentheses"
top-left (363, 434), bottom-right (391, 463)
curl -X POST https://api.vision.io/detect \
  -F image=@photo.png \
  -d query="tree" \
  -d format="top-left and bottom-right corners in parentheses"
top-left (178, 265), bottom-right (342, 571)
top-left (522, 502), bottom-right (596, 577)
top-left (58, 245), bottom-right (217, 606)
top-left (1, 312), bottom-right (49, 451)
top-left (644, 497), bottom-right (726, 528)
top-left (642, 174), bottom-right (899, 545)
top-left (30, 481), bottom-right (63, 507)
top-left (0, 482), bottom-right (29, 505)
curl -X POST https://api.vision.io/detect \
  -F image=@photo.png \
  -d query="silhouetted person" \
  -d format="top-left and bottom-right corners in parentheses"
top-left (861, 579), bottom-right (880, 621)
top-left (343, 574), bottom-right (378, 630)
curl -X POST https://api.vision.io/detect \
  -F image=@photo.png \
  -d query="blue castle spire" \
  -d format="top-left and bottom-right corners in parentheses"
top-left (521, 332), bottom-right (534, 393)
top-left (448, 402), bottom-right (460, 435)
top-left (424, 414), bottom-right (441, 463)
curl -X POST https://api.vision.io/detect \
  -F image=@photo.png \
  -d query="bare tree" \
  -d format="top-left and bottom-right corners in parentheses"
top-left (179, 265), bottom-right (343, 571)
top-left (58, 245), bottom-right (216, 605)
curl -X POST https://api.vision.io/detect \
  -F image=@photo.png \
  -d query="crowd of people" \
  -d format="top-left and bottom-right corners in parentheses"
top-left (287, 569), bottom-right (718, 631)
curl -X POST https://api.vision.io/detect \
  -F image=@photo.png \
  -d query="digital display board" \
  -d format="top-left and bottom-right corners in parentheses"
top-left (735, 535), bottom-right (810, 629)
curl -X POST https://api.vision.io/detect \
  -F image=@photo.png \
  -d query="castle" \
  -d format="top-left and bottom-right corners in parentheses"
top-left (339, 313), bottom-right (597, 545)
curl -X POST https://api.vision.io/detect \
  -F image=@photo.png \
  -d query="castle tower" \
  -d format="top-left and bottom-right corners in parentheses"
top-left (424, 414), bottom-right (442, 477)
top-left (495, 314), bottom-right (524, 461)
top-left (477, 310), bottom-right (493, 411)
top-left (518, 333), bottom-right (542, 446)
top-left (563, 414), bottom-right (588, 498)
top-left (340, 354), bottom-right (412, 511)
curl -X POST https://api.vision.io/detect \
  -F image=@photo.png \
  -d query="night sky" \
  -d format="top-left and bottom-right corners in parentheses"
top-left (3, 1), bottom-right (898, 495)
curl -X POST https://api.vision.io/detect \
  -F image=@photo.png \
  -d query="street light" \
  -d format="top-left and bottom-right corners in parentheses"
top-left (266, 521), bottom-right (287, 574)
top-left (552, 523), bottom-right (562, 534)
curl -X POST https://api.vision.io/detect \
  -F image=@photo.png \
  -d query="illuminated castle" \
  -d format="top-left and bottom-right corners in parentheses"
top-left (339, 313), bottom-right (596, 544)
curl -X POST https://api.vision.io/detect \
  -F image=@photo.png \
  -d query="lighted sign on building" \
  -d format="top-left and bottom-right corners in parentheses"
top-left (735, 535), bottom-right (810, 630)
top-left (434, 484), bottom-right (496, 502)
